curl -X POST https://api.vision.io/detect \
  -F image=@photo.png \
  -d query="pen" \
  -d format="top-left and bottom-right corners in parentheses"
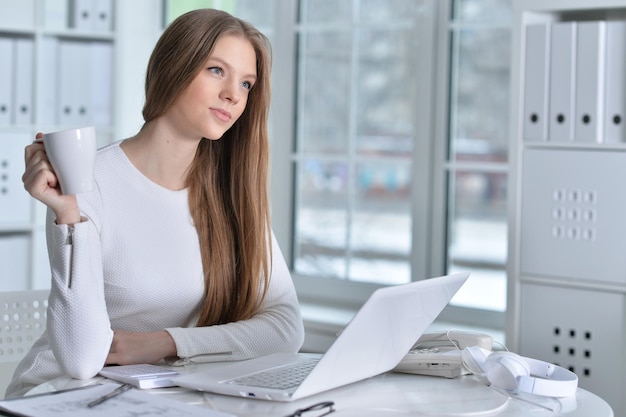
top-left (87, 383), bottom-right (133, 408)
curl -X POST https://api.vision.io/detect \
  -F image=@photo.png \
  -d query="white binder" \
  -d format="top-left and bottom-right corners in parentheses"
top-left (0, 38), bottom-right (14, 125)
top-left (604, 21), bottom-right (626, 144)
top-left (93, 0), bottom-right (113, 32)
top-left (523, 23), bottom-right (551, 141)
top-left (70, 0), bottom-right (95, 30)
top-left (38, 37), bottom-right (59, 125)
top-left (574, 21), bottom-right (606, 143)
top-left (13, 37), bottom-right (34, 126)
top-left (548, 22), bottom-right (576, 142)
top-left (90, 42), bottom-right (113, 126)
top-left (58, 40), bottom-right (91, 125)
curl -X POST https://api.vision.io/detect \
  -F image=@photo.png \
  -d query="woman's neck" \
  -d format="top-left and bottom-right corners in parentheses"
top-left (121, 121), bottom-right (201, 191)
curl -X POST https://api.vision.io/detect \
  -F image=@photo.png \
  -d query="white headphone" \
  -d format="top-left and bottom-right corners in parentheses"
top-left (462, 346), bottom-right (578, 398)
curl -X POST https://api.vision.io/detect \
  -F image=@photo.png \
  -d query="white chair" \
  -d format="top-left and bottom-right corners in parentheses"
top-left (0, 289), bottom-right (49, 399)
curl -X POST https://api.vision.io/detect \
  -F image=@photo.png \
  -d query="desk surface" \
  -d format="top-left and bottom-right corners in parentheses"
top-left (29, 364), bottom-right (613, 417)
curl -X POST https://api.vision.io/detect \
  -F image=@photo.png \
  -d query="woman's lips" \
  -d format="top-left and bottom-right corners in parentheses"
top-left (210, 108), bottom-right (231, 122)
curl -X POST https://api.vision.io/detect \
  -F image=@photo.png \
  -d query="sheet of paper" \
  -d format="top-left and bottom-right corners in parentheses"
top-left (0, 384), bottom-right (236, 417)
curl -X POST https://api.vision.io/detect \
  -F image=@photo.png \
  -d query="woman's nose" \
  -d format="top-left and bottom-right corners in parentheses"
top-left (220, 81), bottom-right (240, 104)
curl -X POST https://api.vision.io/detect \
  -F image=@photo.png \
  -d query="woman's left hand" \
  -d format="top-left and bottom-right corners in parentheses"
top-left (106, 330), bottom-right (177, 365)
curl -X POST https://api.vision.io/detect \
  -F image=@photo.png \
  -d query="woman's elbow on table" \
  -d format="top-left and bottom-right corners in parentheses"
top-left (52, 329), bottom-right (113, 380)
top-left (63, 362), bottom-right (103, 380)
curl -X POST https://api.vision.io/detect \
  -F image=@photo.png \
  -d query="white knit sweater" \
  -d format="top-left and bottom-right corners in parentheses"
top-left (5, 141), bottom-right (304, 398)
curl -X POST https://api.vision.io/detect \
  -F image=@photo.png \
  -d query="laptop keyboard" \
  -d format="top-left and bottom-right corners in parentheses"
top-left (228, 357), bottom-right (320, 389)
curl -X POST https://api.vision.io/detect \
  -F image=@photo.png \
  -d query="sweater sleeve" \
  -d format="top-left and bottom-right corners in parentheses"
top-left (165, 232), bottom-right (305, 363)
top-left (45, 206), bottom-right (113, 379)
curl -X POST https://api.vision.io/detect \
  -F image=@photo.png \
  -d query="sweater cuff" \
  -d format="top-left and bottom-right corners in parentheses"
top-left (164, 327), bottom-right (233, 363)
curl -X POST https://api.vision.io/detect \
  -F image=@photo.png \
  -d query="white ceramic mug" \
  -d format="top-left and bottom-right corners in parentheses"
top-left (41, 126), bottom-right (97, 195)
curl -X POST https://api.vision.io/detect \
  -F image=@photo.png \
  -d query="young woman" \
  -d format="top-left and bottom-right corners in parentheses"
top-left (7, 8), bottom-right (304, 398)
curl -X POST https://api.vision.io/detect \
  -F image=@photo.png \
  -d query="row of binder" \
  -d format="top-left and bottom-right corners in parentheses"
top-left (523, 20), bottom-right (626, 143)
top-left (40, 37), bottom-right (114, 127)
top-left (52, 0), bottom-right (113, 32)
top-left (0, 0), bottom-right (113, 32)
top-left (0, 36), bottom-right (113, 127)
top-left (0, 37), bottom-right (34, 126)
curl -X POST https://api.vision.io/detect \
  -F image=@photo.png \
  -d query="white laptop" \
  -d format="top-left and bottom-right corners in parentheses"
top-left (173, 272), bottom-right (469, 401)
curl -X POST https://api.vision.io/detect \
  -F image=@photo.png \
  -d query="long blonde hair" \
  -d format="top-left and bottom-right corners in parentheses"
top-left (142, 9), bottom-right (272, 326)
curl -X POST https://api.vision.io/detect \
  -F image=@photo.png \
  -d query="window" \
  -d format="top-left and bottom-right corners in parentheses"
top-left (288, 0), bottom-right (512, 329)
top-left (293, 0), bottom-right (427, 287)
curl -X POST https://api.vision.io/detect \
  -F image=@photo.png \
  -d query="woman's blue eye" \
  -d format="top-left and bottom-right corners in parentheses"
top-left (208, 66), bottom-right (253, 90)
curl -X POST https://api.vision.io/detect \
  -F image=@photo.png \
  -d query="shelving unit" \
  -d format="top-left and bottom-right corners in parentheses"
top-left (0, 0), bottom-right (115, 290)
top-left (507, 1), bottom-right (626, 414)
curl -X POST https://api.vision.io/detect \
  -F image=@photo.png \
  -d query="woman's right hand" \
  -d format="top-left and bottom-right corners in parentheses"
top-left (22, 133), bottom-right (81, 225)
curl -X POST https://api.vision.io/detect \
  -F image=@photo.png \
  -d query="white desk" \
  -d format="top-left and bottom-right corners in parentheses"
top-left (28, 364), bottom-right (613, 417)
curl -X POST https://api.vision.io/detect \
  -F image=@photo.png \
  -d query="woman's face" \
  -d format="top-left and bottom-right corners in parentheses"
top-left (167, 34), bottom-right (257, 140)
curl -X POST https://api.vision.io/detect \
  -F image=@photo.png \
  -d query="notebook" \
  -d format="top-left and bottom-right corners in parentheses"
top-left (173, 272), bottom-right (469, 401)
